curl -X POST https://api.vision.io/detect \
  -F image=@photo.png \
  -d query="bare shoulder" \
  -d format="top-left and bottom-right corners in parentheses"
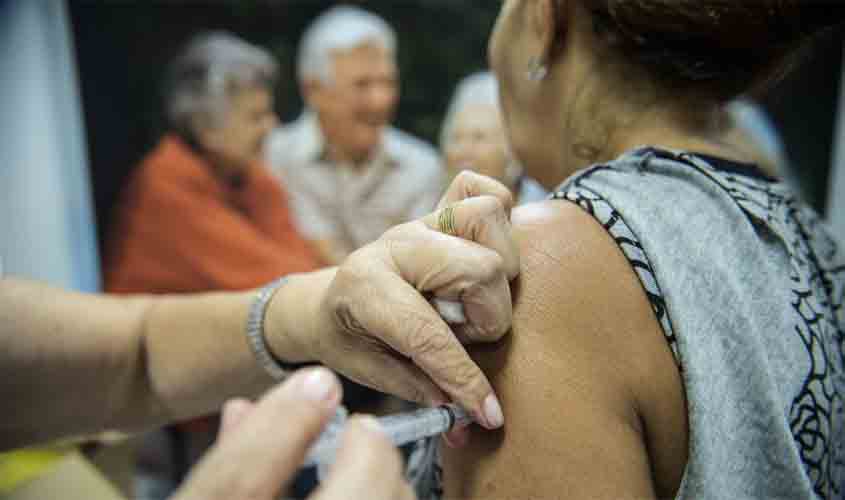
top-left (442, 199), bottom-right (687, 499)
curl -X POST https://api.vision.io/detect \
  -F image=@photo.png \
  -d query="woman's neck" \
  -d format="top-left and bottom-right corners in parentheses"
top-left (553, 80), bottom-right (753, 180)
top-left (207, 155), bottom-right (249, 188)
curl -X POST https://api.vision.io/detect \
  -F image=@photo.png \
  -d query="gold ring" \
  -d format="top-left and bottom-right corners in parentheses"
top-left (438, 205), bottom-right (457, 236)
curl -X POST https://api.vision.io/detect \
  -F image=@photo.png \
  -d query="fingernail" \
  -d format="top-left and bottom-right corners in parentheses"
top-left (483, 394), bottom-right (504, 428)
top-left (356, 415), bottom-right (384, 434)
top-left (299, 368), bottom-right (338, 405)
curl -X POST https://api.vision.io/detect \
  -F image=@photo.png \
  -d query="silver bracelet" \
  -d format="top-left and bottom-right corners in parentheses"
top-left (246, 277), bottom-right (295, 381)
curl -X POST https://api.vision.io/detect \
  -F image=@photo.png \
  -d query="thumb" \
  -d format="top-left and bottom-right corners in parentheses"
top-left (173, 368), bottom-right (342, 500)
top-left (438, 170), bottom-right (515, 216)
top-left (218, 398), bottom-right (254, 443)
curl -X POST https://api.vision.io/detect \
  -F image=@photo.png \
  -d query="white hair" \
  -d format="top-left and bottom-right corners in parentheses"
top-left (440, 71), bottom-right (524, 185)
top-left (297, 5), bottom-right (397, 84)
top-left (165, 31), bottom-right (278, 135)
top-left (440, 71), bottom-right (501, 150)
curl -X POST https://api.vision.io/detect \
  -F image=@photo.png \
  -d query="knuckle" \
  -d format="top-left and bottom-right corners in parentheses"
top-left (381, 222), bottom-right (413, 240)
top-left (407, 321), bottom-right (452, 360)
top-left (455, 170), bottom-right (480, 198)
top-left (455, 169), bottom-right (478, 186)
top-left (489, 195), bottom-right (508, 220)
top-left (478, 251), bottom-right (506, 277)
top-left (333, 299), bottom-right (367, 336)
top-left (494, 184), bottom-right (515, 210)
top-left (457, 284), bottom-right (509, 343)
top-left (404, 384), bottom-right (430, 405)
top-left (473, 196), bottom-right (508, 233)
top-left (335, 252), bottom-right (369, 290)
top-left (478, 193), bottom-right (506, 214)
top-left (451, 358), bottom-right (482, 389)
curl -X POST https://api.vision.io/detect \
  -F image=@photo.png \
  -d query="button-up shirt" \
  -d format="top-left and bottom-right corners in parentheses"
top-left (265, 112), bottom-right (445, 255)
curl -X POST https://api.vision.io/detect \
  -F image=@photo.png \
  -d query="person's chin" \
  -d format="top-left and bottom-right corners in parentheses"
top-left (354, 131), bottom-right (383, 157)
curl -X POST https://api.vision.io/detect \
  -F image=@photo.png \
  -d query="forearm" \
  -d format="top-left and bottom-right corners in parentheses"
top-left (0, 271), bottom-right (334, 450)
top-left (135, 269), bottom-right (338, 429)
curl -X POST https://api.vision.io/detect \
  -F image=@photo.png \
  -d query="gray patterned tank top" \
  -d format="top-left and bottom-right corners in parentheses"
top-left (412, 147), bottom-right (844, 499)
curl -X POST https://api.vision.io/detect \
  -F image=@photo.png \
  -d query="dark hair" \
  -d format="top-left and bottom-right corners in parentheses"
top-left (584, 1), bottom-right (845, 99)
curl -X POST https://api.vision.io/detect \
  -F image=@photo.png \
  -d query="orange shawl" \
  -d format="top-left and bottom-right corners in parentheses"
top-left (105, 135), bottom-right (321, 294)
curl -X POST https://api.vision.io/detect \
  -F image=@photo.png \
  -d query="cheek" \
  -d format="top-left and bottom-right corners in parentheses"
top-left (478, 146), bottom-right (508, 173)
top-left (383, 87), bottom-right (399, 110)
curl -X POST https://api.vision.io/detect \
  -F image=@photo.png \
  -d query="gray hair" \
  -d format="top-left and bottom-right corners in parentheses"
top-left (440, 71), bottom-right (500, 151)
top-left (164, 31), bottom-right (278, 135)
top-left (297, 5), bottom-right (397, 84)
top-left (440, 71), bottom-right (523, 185)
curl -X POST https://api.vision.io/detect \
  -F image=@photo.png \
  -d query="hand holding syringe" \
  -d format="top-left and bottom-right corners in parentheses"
top-left (303, 403), bottom-right (472, 472)
top-left (303, 298), bottom-right (472, 474)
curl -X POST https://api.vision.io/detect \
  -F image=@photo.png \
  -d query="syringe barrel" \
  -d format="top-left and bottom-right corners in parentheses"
top-left (303, 404), bottom-right (470, 469)
top-left (378, 406), bottom-right (452, 448)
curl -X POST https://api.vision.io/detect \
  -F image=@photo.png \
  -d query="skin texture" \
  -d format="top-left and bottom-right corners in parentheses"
top-left (443, 201), bottom-right (687, 499)
top-left (443, 0), bottom-right (776, 497)
top-left (444, 104), bottom-right (511, 186)
top-left (195, 85), bottom-right (279, 179)
top-left (0, 172), bottom-right (516, 451)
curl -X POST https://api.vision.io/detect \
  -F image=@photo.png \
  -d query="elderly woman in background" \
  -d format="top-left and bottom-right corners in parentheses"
top-left (104, 32), bottom-right (321, 499)
top-left (441, 72), bottom-right (546, 204)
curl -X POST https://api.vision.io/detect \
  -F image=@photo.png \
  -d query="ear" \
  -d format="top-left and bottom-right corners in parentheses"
top-left (532, 0), bottom-right (568, 63)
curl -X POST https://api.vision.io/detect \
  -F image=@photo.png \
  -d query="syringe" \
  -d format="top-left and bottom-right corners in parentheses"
top-left (303, 404), bottom-right (472, 469)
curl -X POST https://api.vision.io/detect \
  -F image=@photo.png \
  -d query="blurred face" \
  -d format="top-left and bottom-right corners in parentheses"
top-left (306, 43), bottom-right (399, 164)
top-left (444, 104), bottom-right (511, 185)
top-left (199, 85), bottom-right (278, 173)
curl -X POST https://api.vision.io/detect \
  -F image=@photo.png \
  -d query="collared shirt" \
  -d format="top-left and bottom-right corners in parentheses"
top-left (265, 112), bottom-right (445, 254)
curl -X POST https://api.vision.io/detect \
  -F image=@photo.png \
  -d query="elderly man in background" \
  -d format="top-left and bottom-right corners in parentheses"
top-left (105, 32), bottom-right (320, 499)
top-left (441, 72), bottom-right (546, 205)
top-left (265, 5), bottom-right (444, 266)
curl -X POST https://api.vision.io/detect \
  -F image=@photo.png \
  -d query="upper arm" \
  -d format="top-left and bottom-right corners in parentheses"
top-left (441, 200), bottom-right (687, 499)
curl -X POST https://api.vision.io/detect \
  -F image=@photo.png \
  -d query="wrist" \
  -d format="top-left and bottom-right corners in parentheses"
top-left (264, 269), bottom-right (336, 365)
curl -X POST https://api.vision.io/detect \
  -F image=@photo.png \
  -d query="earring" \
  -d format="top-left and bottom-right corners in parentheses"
top-left (526, 57), bottom-right (548, 82)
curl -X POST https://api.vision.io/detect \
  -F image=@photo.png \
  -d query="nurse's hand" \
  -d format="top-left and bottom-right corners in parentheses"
top-left (173, 368), bottom-right (414, 500)
top-left (268, 172), bottom-right (518, 432)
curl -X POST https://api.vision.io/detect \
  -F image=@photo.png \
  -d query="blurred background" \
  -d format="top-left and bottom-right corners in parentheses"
top-left (70, 0), bottom-right (500, 253)
top-left (0, 1), bottom-right (843, 497)
top-left (67, 0), bottom-right (843, 254)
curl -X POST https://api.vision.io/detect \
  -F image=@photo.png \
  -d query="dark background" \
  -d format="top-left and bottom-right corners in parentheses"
top-left (68, 1), bottom-right (843, 254)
